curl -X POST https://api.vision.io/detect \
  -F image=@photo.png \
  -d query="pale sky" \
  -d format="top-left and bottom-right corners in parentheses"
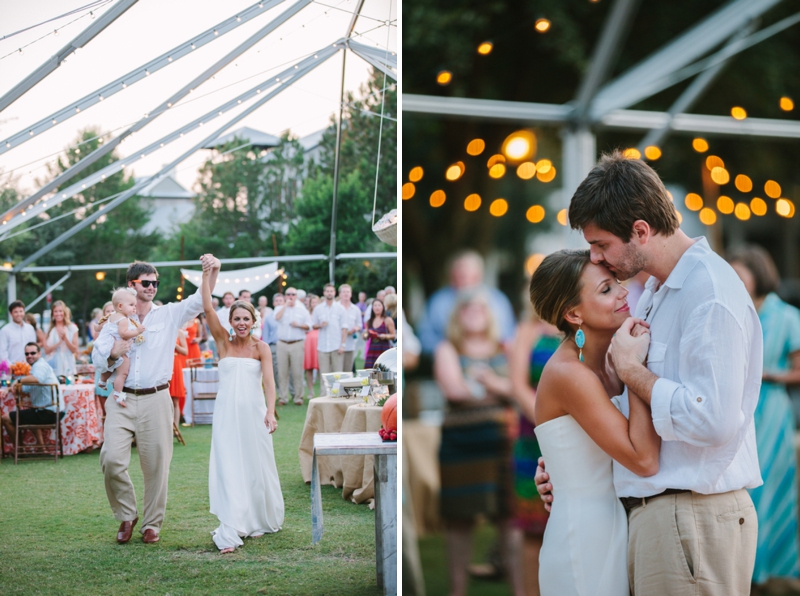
top-left (0, 0), bottom-right (396, 195)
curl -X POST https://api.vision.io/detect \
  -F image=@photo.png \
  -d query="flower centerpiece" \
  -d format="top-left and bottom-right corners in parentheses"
top-left (10, 361), bottom-right (31, 381)
top-left (201, 350), bottom-right (214, 368)
top-left (0, 360), bottom-right (9, 387)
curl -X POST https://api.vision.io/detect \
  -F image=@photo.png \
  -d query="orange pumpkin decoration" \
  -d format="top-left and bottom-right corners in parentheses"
top-left (381, 393), bottom-right (397, 433)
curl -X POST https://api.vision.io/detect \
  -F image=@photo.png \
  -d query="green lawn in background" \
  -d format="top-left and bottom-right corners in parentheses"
top-left (0, 396), bottom-right (379, 596)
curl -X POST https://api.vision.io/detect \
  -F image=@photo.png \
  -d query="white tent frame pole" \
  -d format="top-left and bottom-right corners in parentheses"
top-left (0, 0), bottom-right (286, 157)
top-left (11, 42), bottom-right (342, 273)
top-left (0, 0), bottom-right (139, 114)
top-left (0, 0), bottom-right (305, 225)
top-left (572, 0), bottom-right (640, 122)
top-left (589, 0), bottom-right (783, 118)
top-left (0, 12), bottom-right (322, 239)
top-left (636, 23), bottom-right (755, 152)
top-left (346, 42), bottom-right (397, 79)
top-left (25, 271), bottom-right (72, 311)
top-left (328, 49), bottom-right (347, 286)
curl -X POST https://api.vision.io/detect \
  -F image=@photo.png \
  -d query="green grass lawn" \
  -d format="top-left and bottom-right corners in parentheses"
top-left (0, 396), bottom-right (381, 596)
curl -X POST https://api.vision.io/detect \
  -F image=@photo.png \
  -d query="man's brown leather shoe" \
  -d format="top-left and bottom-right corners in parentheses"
top-left (142, 529), bottom-right (160, 544)
top-left (116, 517), bottom-right (138, 544)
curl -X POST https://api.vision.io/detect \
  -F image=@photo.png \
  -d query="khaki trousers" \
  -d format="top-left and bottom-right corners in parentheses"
top-left (627, 489), bottom-right (757, 596)
top-left (277, 340), bottom-right (305, 403)
top-left (99, 388), bottom-right (174, 534)
top-left (317, 350), bottom-right (344, 375)
top-left (342, 350), bottom-right (355, 374)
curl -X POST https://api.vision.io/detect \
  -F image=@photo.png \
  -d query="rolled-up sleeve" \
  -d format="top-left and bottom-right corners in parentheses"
top-left (170, 289), bottom-right (204, 329)
top-left (651, 301), bottom-right (750, 446)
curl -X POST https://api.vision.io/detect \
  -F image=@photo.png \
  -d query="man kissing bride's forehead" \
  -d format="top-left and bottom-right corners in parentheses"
top-left (533, 150), bottom-right (762, 596)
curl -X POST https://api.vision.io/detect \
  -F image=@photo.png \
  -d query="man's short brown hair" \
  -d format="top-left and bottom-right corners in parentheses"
top-left (126, 261), bottom-right (158, 284)
top-left (569, 151), bottom-right (680, 242)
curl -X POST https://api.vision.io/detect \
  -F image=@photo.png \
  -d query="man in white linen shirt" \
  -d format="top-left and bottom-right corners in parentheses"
top-left (536, 152), bottom-right (762, 595)
top-left (0, 300), bottom-right (37, 363)
top-left (93, 256), bottom-right (221, 545)
top-left (311, 283), bottom-right (347, 375)
top-left (338, 284), bottom-right (363, 373)
top-left (275, 287), bottom-right (311, 405)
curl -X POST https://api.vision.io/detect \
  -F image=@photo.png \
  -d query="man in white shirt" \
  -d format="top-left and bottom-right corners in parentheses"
top-left (536, 152), bottom-right (761, 594)
top-left (311, 283), bottom-right (347, 375)
top-left (93, 256), bottom-right (221, 545)
top-left (274, 287), bottom-right (311, 405)
top-left (0, 300), bottom-right (37, 363)
top-left (216, 291), bottom-right (235, 334)
top-left (338, 284), bottom-right (363, 373)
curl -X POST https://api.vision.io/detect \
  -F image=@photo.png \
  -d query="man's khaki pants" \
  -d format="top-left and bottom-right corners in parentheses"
top-left (277, 339), bottom-right (305, 403)
top-left (318, 350), bottom-right (344, 375)
top-left (100, 388), bottom-right (174, 534)
top-left (627, 489), bottom-right (757, 595)
top-left (342, 350), bottom-right (355, 374)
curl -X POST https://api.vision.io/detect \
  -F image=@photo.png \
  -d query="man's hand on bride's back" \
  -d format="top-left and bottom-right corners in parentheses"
top-left (535, 457), bottom-right (553, 512)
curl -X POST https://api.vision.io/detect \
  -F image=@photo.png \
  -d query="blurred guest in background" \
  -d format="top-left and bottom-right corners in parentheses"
top-left (0, 300), bottom-right (36, 363)
top-left (508, 312), bottom-right (561, 596)
top-left (186, 318), bottom-right (202, 362)
top-left (338, 284), bottom-right (363, 373)
top-left (87, 308), bottom-right (103, 342)
top-left (305, 294), bottom-right (321, 396)
top-left (364, 299), bottom-right (395, 369)
top-left (170, 328), bottom-right (189, 429)
top-left (434, 289), bottom-right (523, 596)
top-left (730, 245), bottom-right (800, 589)
top-left (25, 313), bottom-right (47, 349)
top-left (44, 300), bottom-right (79, 378)
top-left (419, 250), bottom-right (516, 354)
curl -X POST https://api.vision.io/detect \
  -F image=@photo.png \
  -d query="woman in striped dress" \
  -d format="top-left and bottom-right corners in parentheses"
top-left (730, 246), bottom-right (800, 588)
top-left (509, 317), bottom-right (561, 596)
top-left (435, 289), bottom-right (523, 596)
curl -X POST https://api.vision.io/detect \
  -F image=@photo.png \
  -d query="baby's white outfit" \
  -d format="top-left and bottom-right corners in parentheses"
top-left (94, 317), bottom-right (134, 404)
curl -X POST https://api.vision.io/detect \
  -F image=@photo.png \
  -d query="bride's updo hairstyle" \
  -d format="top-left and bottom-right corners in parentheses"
top-left (529, 249), bottom-right (591, 338)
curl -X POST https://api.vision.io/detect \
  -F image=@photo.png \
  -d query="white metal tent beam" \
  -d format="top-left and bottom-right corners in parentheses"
top-left (0, 0), bottom-right (139, 114)
top-left (572, 0), bottom-right (640, 122)
top-left (636, 24), bottom-right (755, 152)
top-left (4, 252), bottom-right (393, 274)
top-left (0, 0), bottom-right (305, 225)
top-left (403, 93), bottom-right (800, 139)
top-left (0, 0), bottom-right (286, 157)
top-left (403, 94), bottom-right (570, 123)
top-left (0, 29), bottom-right (324, 238)
top-left (11, 41), bottom-right (343, 273)
top-left (625, 9), bottom-right (800, 114)
top-left (346, 40), bottom-right (397, 79)
top-left (589, 0), bottom-right (783, 118)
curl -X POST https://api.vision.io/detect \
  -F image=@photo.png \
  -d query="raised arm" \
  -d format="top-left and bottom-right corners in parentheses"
top-left (202, 266), bottom-right (228, 348)
top-left (546, 364), bottom-right (660, 476)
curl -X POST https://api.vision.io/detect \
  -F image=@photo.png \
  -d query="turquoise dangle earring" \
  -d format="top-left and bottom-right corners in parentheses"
top-left (575, 324), bottom-right (585, 362)
top-left (229, 328), bottom-right (235, 342)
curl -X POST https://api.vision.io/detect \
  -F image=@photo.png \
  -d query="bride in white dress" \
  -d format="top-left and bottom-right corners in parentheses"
top-left (524, 250), bottom-right (659, 595)
top-left (201, 265), bottom-right (284, 553)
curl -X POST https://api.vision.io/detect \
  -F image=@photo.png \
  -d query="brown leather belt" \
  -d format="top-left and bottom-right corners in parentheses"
top-left (122, 383), bottom-right (170, 396)
top-left (620, 488), bottom-right (692, 513)
top-left (279, 339), bottom-right (303, 344)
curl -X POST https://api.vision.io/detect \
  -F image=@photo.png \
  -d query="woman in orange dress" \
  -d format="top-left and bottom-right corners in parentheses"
top-left (186, 318), bottom-right (202, 362)
top-left (170, 330), bottom-right (189, 428)
top-left (304, 294), bottom-right (320, 396)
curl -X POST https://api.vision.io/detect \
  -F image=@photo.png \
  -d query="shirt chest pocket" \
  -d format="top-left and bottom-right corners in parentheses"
top-left (142, 322), bottom-right (167, 348)
top-left (647, 341), bottom-right (668, 377)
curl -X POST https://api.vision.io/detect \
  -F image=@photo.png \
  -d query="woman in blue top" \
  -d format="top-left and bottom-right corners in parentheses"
top-left (730, 245), bottom-right (800, 589)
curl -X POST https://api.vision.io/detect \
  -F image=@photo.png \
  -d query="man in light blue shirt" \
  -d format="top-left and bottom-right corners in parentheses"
top-left (417, 250), bottom-right (516, 354)
top-left (1, 342), bottom-right (62, 444)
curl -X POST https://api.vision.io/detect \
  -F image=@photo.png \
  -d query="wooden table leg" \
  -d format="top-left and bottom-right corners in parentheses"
top-left (374, 453), bottom-right (397, 595)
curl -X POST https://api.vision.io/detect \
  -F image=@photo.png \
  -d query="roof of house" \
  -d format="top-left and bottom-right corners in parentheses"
top-left (202, 126), bottom-right (282, 150)
top-left (136, 174), bottom-right (194, 199)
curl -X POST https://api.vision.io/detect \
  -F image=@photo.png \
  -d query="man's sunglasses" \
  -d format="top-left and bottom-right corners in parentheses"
top-left (24, 351), bottom-right (38, 356)
top-left (132, 279), bottom-right (160, 288)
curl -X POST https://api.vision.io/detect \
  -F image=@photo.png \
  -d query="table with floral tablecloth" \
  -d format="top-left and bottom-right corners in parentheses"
top-left (1, 384), bottom-right (103, 456)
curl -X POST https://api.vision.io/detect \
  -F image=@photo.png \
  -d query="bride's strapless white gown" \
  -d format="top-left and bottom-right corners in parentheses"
top-left (209, 358), bottom-right (284, 550)
top-left (536, 415), bottom-right (628, 595)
